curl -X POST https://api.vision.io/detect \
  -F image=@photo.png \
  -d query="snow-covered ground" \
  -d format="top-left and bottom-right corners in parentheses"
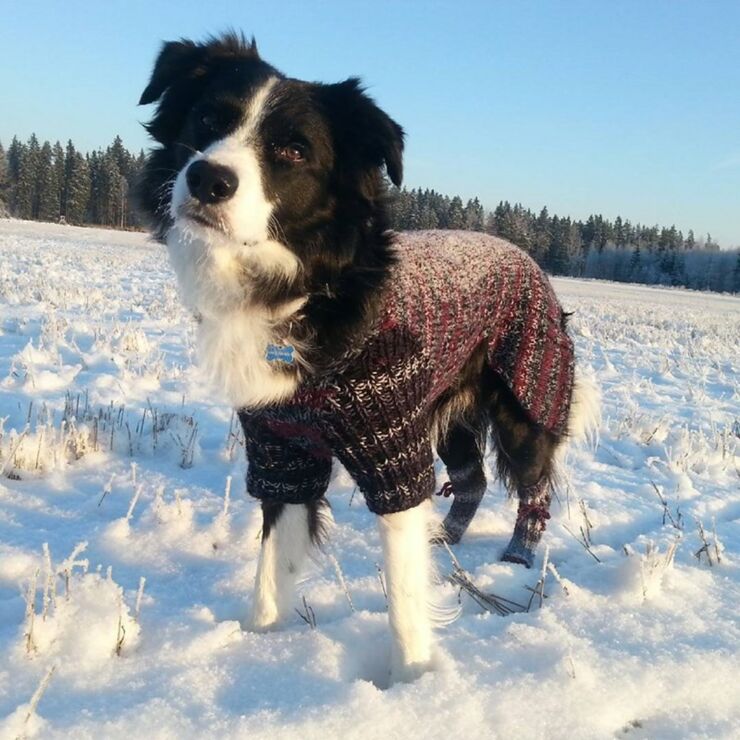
top-left (0, 219), bottom-right (737, 740)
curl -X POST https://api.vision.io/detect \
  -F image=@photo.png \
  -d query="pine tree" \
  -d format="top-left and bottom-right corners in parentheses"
top-left (37, 140), bottom-right (60, 222)
top-left (419, 204), bottom-right (439, 229)
top-left (463, 197), bottom-right (485, 231)
top-left (26, 134), bottom-right (42, 218)
top-left (108, 135), bottom-right (133, 227)
top-left (87, 150), bottom-right (102, 224)
top-left (532, 207), bottom-right (551, 263)
top-left (629, 244), bottom-right (641, 278)
top-left (614, 215), bottom-right (625, 246)
top-left (447, 196), bottom-right (465, 230)
top-left (484, 211), bottom-right (497, 235)
top-left (65, 152), bottom-right (90, 224)
top-left (546, 216), bottom-right (569, 274)
top-left (563, 218), bottom-right (582, 274)
top-left (490, 201), bottom-right (510, 238)
top-left (0, 141), bottom-right (6, 208)
top-left (13, 138), bottom-right (35, 219)
top-left (52, 141), bottom-right (65, 218)
top-left (6, 137), bottom-right (23, 184)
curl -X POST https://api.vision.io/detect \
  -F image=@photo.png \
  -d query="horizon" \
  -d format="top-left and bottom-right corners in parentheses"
top-left (2, 1), bottom-right (738, 246)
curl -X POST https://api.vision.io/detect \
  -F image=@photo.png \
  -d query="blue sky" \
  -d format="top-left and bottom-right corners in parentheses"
top-left (2, 1), bottom-right (739, 246)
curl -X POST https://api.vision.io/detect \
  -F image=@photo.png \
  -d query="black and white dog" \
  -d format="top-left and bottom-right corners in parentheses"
top-left (136, 33), bottom-right (597, 683)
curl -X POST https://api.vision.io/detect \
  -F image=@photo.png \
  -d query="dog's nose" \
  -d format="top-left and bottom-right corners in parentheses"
top-left (186, 160), bottom-right (239, 204)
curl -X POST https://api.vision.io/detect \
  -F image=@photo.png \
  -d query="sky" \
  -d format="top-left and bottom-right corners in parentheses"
top-left (1, 0), bottom-right (739, 246)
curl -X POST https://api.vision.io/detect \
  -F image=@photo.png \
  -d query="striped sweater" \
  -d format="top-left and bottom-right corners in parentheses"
top-left (239, 230), bottom-right (575, 515)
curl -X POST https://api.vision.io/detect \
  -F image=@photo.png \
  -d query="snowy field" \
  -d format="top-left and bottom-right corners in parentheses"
top-left (0, 219), bottom-right (738, 740)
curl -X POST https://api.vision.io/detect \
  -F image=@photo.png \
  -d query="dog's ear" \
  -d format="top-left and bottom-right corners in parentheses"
top-left (139, 40), bottom-right (203, 106)
top-left (321, 78), bottom-right (405, 188)
top-left (138, 39), bottom-right (208, 144)
top-left (138, 34), bottom-right (263, 144)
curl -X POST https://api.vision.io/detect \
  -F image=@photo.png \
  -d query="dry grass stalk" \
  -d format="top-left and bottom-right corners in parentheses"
top-left (578, 499), bottom-right (594, 539)
top-left (375, 563), bottom-right (388, 604)
top-left (526, 545), bottom-right (549, 611)
top-left (442, 542), bottom-right (525, 616)
top-left (135, 577), bottom-right (146, 621)
top-left (224, 411), bottom-right (245, 460)
top-left (126, 484), bottom-right (144, 522)
top-left (171, 420), bottom-right (198, 468)
top-left (562, 523), bottom-right (602, 563)
top-left (98, 473), bottom-right (116, 507)
top-left (547, 562), bottom-right (570, 597)
top-left (650, 480), bottom-right (683, 530)
top-left (223, 476), bottom-right (232, 516)
top-left (295, 595), bottom-right (317, 629)
top-left (694, 518), bottom-right (718, 566)
top-left (41, 543), bottom-right (56, 620)
top-left (566, 651), bottom-right (576, 679)
top-left (711, 517), bottom-right (722, 565)
top-left (638, 539), bottom-right (679, 600)
top-left (115, 595), bottom-right (126, 656)
top-left (59, 541), bottom-right (89, 600)
top-left (0, 425), bottom-right (29, 477)
top-left (24, 568), bottom-right (39, 655)
top-left (329, 553), bottom-right (355, 612)
top-left (24, 663), bottom-right (57, 727)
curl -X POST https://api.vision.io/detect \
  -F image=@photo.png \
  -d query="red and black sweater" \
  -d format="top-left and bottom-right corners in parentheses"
top-left (239, 231), bottom-right (574, 515)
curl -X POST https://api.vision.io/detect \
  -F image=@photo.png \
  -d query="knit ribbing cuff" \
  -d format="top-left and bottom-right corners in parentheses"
top-left (501, 478), bottom-right (551, 568)
top-left (246, 458), bottom-right (331, 505)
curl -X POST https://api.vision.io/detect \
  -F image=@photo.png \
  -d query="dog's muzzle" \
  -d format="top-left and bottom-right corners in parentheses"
top-left (186, 160), bottom-right (239, 204)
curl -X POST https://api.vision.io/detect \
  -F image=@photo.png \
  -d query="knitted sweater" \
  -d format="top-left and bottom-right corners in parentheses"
top-left (239, 230), bottom-right (574, 515)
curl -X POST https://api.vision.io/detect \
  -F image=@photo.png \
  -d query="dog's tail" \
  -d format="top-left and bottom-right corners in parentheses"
top-left (567, 368), bottom-right (601, 447)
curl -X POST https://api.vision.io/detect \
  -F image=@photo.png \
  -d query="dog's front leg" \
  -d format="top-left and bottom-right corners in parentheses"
top-left (250, 502), bottom-right (312, 630)
top-left (378, 500), bottom-right (433, 683)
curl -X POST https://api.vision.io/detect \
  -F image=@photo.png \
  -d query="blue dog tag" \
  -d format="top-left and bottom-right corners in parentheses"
top-left (265, 343), bottom-right (295, 364)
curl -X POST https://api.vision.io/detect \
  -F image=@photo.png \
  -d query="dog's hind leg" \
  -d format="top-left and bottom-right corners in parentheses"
top-left (378, 500), bottom-right (433, 683)
top-left (249, 499), bottom-right (330, 630)
top-left (435, 423), bottom-right (487, 544)
top-left (488, 375), bottom-right (562, 569)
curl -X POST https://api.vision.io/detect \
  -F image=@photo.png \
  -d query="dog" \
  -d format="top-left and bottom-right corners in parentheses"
top-left (136, 32), bottom-right (597, 683)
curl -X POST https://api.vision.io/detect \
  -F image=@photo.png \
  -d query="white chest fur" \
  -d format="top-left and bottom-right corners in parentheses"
top-left (166, 224), bottom-right (304, 408)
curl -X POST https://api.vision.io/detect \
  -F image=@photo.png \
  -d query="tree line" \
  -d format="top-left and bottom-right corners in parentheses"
top-left (389, 187), bottom-right (739, 293)
top-left (0, 134), bottom-right (146, 228)
top-left (1, 134), bottom-right (737, 292)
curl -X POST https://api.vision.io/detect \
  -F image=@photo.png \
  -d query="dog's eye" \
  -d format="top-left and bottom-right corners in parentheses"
top-left (273, 143), bottom-right (306, 163)
top-left (200, 113), bottom-right (218, 131)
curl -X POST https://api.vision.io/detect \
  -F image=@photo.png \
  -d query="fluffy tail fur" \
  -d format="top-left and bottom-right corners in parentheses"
top-left (567, 369), bottom-right (601, 447)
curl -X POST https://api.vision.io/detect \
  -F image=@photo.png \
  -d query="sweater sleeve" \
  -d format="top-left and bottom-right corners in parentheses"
top-left (323, 325), bottom-right (436, 516)
top-left (238, 410), bottom-right (333, 505)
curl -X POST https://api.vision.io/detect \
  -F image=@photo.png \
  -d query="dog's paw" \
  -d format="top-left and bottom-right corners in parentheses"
top-left (389, 658), bottom-right (432, 686)
top-left (501, 536), bottom-right (536, 569)
top-left (245, 602), bottom-right (281, 632)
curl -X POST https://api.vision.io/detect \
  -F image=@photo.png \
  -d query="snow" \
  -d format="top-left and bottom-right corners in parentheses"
top-left (0, 219), bottom-right (738, 739)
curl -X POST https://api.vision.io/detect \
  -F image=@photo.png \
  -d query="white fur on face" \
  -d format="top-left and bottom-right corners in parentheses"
top-left (164, 77), bottom-right (307, 409)
top-left (169, 77), bottom-right (279, 245)
top-left (166, 221), bottom-right (304, 408)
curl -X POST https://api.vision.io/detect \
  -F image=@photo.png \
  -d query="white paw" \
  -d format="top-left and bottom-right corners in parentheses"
top-left (389, 657), bottom-right (432, 685)
top-left (246, 602), bottom-right (280, 632)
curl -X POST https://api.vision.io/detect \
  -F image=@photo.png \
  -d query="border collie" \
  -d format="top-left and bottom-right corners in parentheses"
top-left (136, 33), bottom-right (598, 684)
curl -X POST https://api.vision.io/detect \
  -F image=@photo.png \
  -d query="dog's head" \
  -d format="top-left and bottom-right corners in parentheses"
top-left (136, 33), bottom-right (404, 264)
